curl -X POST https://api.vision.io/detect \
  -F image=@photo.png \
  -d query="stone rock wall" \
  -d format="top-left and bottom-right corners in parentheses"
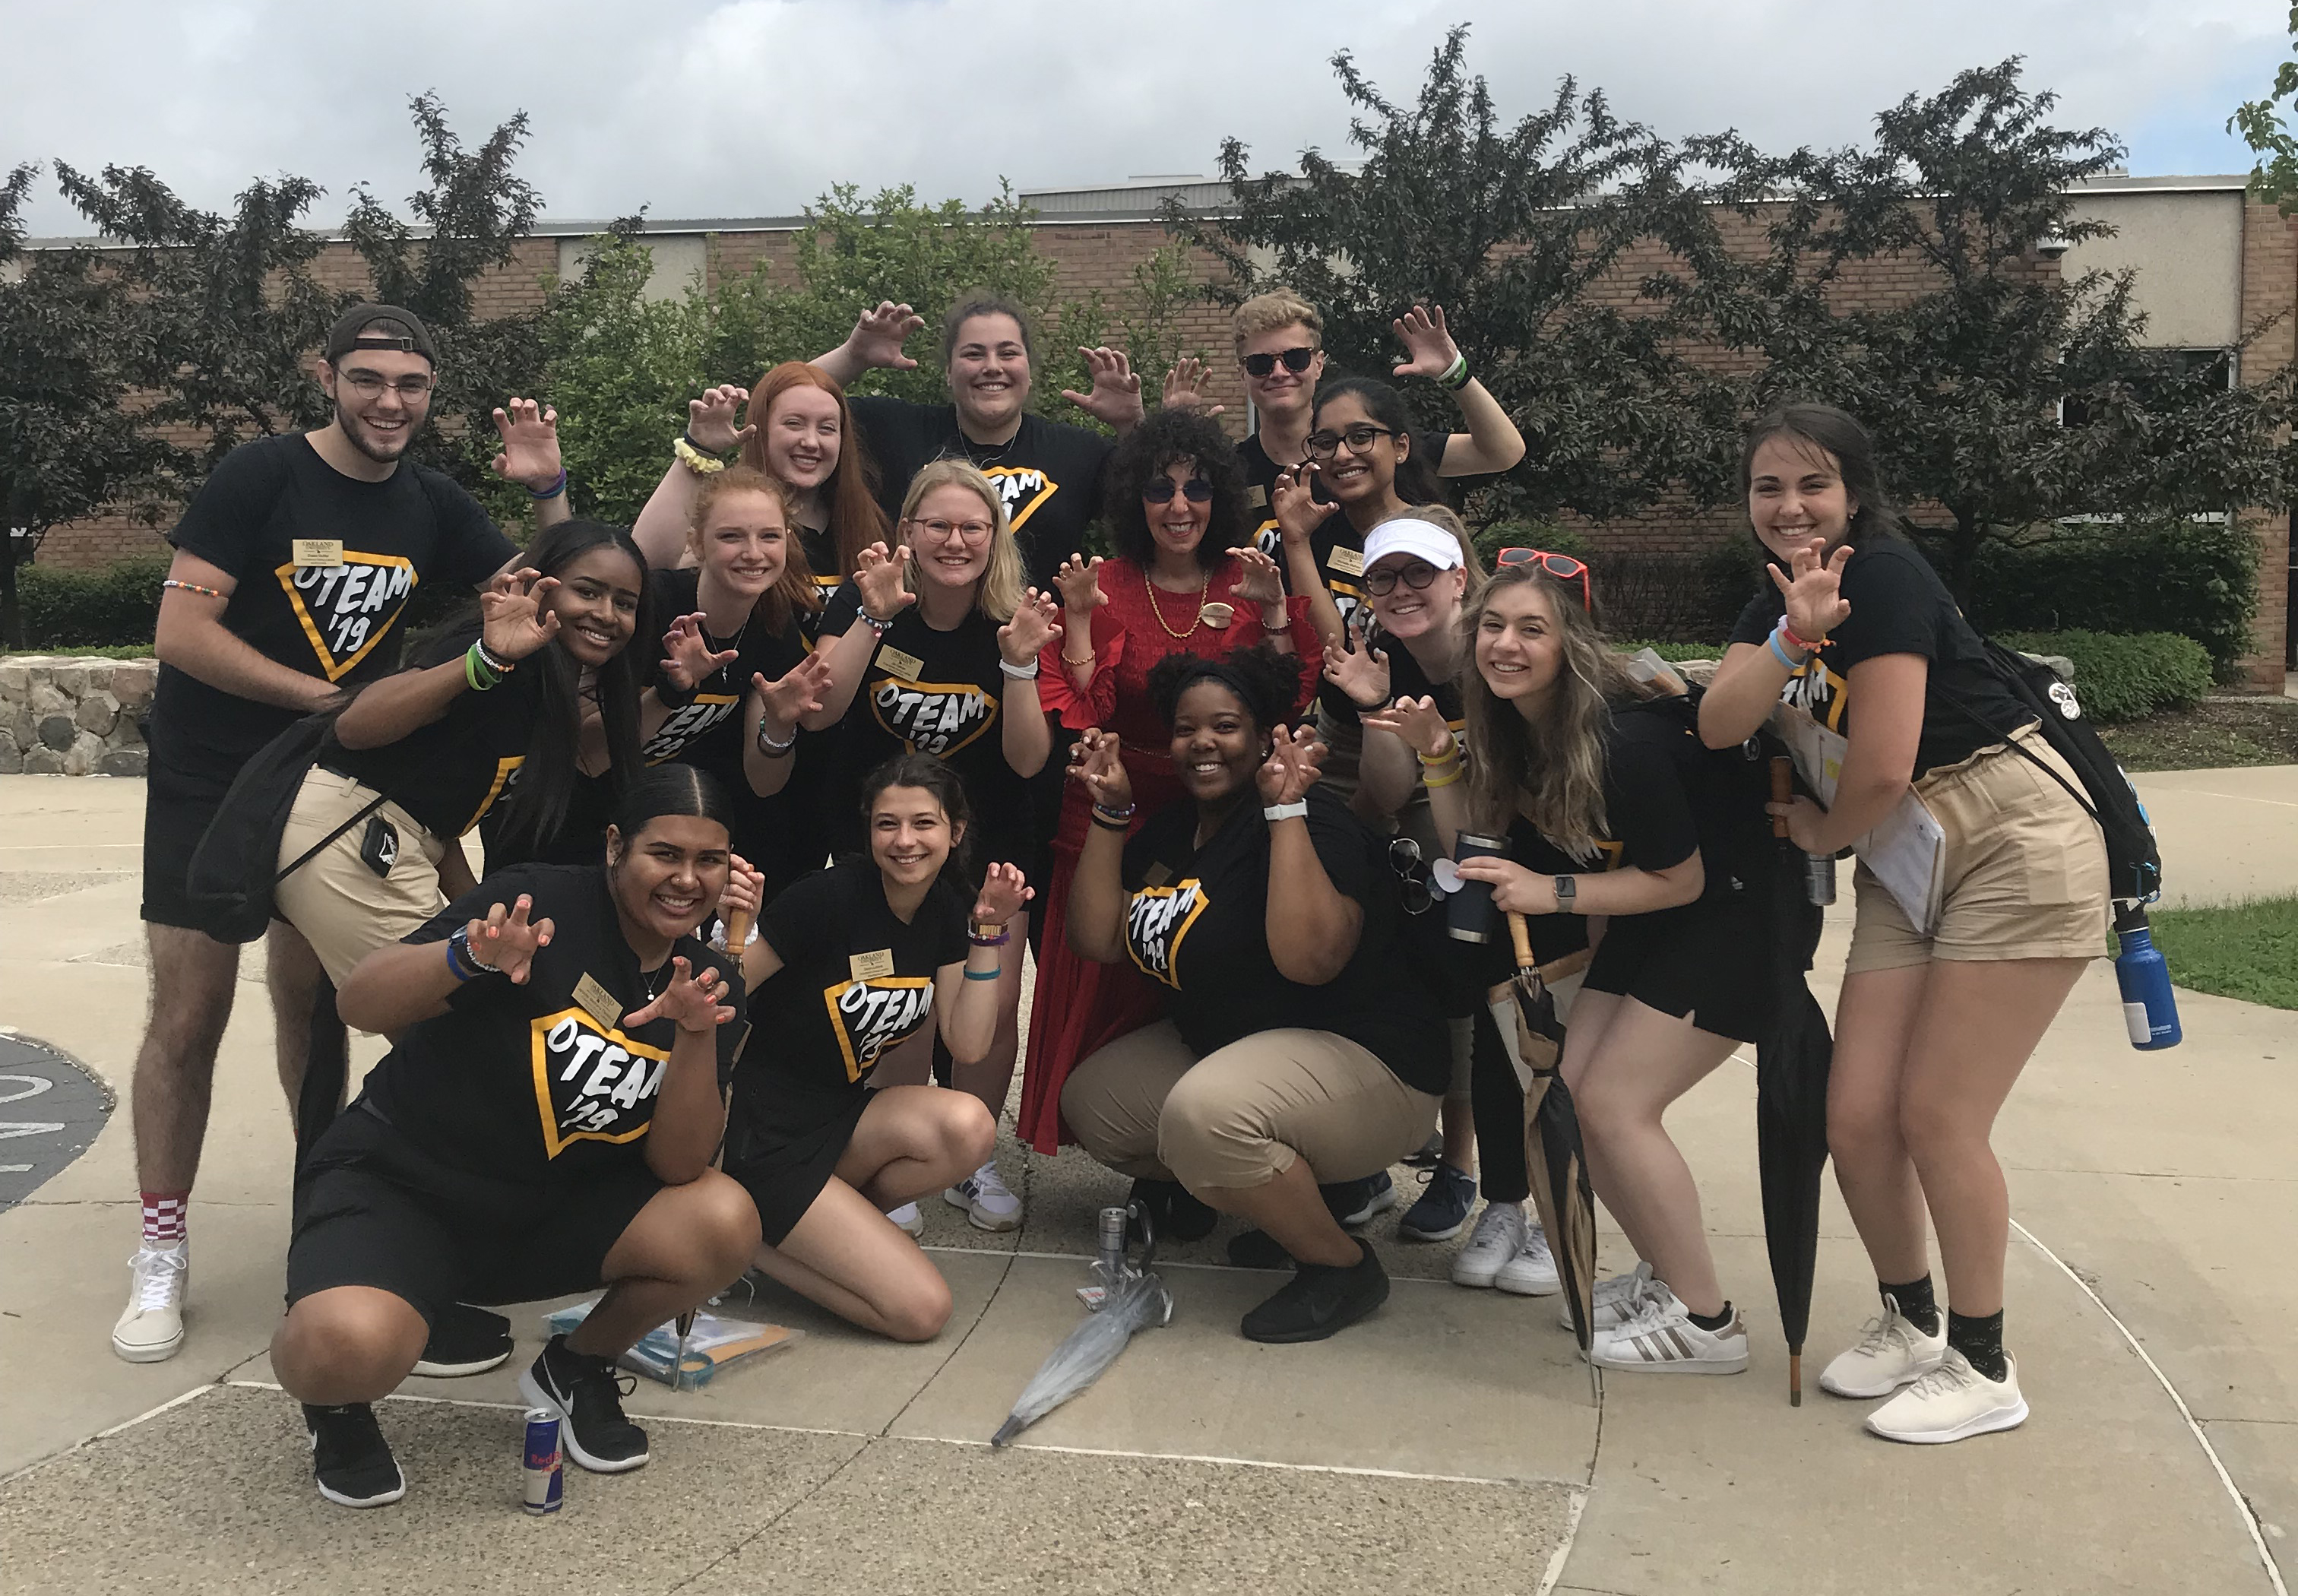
top-left (0, 657), bottom-right (154, 776)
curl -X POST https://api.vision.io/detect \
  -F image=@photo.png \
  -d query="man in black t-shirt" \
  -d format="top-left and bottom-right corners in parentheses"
top-left (811, 291), bottom-right (1145, 588)
top-left (114, 303), bottom-right (519, 1371)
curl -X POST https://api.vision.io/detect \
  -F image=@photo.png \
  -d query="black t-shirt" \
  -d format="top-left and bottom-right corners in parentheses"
top-left (847, 397), bottom-right (1113, 588)
top-left (819, 582), bottom-right (1035, 858)
top-left (1119, 788), bottom-right (1446, 1094)
top-left (733, 860), bottom-right (967, 1133)
top-left (1728, 540), bottom-right (2032, 778)
top-left (150, 433), bottom-right (515, 782)
top-left (362, 863), bottom-right (746, 1185)
top-left (325, 622), bottom-right (543, 839)
top-left (640, 568), bottom-right (809, 772)
top-left (1504, 701), bottom-right (1771, 905)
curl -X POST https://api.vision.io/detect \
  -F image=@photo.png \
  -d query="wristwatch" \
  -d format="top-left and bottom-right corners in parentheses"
top-left (1553, 875), bottom-right (1578, 910)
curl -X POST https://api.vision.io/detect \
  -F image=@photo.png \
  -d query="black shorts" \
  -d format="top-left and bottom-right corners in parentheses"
top-left (723, 1093), bottom-right (872, 1248)
top-left (141, 758), bottom-right (235, 933)
top-left (286, 1104), bottom-right (663, 1327)
top-left (1581, 895), bottom-right (1775, 1044)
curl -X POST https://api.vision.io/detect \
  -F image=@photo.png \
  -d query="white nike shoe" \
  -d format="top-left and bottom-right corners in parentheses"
top-left (1819, 1295), bottom-right (1947, 1399)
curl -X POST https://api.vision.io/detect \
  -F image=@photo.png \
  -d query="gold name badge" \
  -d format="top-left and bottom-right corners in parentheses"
top-left (1143, 862), bottom-right (1173, 888)
top-left (1198, 602), bottom-right (1236, 629)
top-left (850, 948), bottom-right (896, 982)
top-left (1246, 485), bottom-right (1269, 508)
top-left (876, 644), bottom-right (926, 682)
top-left (571, 973), bottom-right (622, 1031)
top-left (1327, 546), bottom-right (1366, 577)
top-left (293, 539), bottom-right (346, 568)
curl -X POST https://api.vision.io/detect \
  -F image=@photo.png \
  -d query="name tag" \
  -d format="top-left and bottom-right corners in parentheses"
top-left (850, 948), bottom-right (896, 982)
top-left (1246, 485), bottom-right (1268, 508)
top-left (876, 644), bottom-right (926, 682)
top-left (1327, 546), bottom-right (1365, 577)
top-left (1143, 862), bottom-right (1172, 888)
top-left (293, 539), bottom-right (345, 568)
top-left (571, 973), bottom-right (622, 1031)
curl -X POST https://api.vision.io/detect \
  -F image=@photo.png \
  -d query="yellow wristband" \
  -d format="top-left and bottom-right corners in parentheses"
top-left (673, 436), bottom-right (727, 477)
top-left (1420, 764), bottom-right (1464, 789)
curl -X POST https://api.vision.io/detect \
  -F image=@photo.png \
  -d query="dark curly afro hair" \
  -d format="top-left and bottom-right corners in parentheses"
top-left (1103, 408), bottom-right (1252, 572)
top-left (1145, 644), bottom-right (1304, 734)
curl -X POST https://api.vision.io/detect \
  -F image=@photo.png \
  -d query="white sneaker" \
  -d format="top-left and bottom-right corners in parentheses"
top-left (112, 1244), bottom-right (188, 1363)
top-left (885, 1202), bottom-right (926, 1237)
top-left (1865, 1347), bottom-right (2027, 1444)
top-left (1820, 1295), bottom-right (1947, 1399)
top-left (1495, 1220), bottom-right (1561, 1297)
top-left (1559, 1261), bottom-right (1657, 1332)
top-left (1589, 1284), bottom-right (1749, 1375)
top-left (1451, 1202), bottom-right (1527, 1288)
top-left (944, 1161), bottom-right (1022, 1232)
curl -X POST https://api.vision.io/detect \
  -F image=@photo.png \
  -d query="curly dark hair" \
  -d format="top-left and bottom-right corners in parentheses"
top-left (1103, 408), bottom-right (1252, 572)
top-left (1145, 645), bottom-right (1303, 735)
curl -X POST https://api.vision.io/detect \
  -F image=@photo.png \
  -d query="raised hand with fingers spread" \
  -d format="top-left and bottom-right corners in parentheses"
top-left (1769, 537), bottom-right (1853, 643)
top-left (998, 589), bottom-right (1064, 665)
top-left (490, 398), bottom-right (564, 490)
top-left (847, 302), bottom-right (926, 372)
top-left (754, 653), bottom-right (834, 727)
top-left (1390, 304), bottom-right (1462, 382)
top-left (1061, 346), bottom-right (1146, 431)
top-left (1322, 627), bottom-right (1391, 711)
top-left (1160, 357), bottom-right (1226, 416)
top-left (1227, 545), bottom-right (1287, 608)
top-left (686, 385), bottom-right (753, 454)
top-left (660, 613), bottom-right (742, 689)
top-left (1271, 465), bottom-right (1324, 549)
top-left (972, 861), bottom-right (1034, 929)
top-left (622, 956), bottom-right (736, 1034)
top-left (480, 568), bottom-right (562, 663)
top-left (1068, 727), bottom-right (1134, 812)
top-left (1255, 724), bottom-right (1327, 807)
top-left (1362, 694), bottom-right (1454, 762)
top-left (855, 543), bottom-right (916, 622)
top-left (464, 893), bottom-right (556, 984)
top-left (1054, 553), bottom-right (1107, 619)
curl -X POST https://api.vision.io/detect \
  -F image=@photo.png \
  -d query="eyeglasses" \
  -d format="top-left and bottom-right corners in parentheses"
top-left (1497, 546), bottom-right (1592, 613)
top-left (1142, 477), bottom-right (1214, 505)
top-left (1242, 347), bottom-right (1318, 378)
top-left (907, 517), bottom-right (994, 543)
top-left (340, 370), bottom-right (434, 400)
top-left (1365, 560), bottom-right (1445, 597)
top-left (1304, 424), bottom-right (1396, 461)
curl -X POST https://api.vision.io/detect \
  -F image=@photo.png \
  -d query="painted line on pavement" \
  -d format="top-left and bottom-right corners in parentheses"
top-left (1535, 1487), bottom-right (1591, 1596)
top-left (2010, 1219), bottom-right (2288, 1596)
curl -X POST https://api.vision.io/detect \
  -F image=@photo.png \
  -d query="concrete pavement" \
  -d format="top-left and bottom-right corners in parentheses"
top-left (0, 771), bottom-right (2291, 1594)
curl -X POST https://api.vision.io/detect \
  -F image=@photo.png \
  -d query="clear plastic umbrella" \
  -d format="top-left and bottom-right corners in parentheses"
top-left (991, 1203), bottom-right (1173, 1446)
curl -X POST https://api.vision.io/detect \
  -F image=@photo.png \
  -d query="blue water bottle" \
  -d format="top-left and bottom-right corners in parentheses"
top-left (2112, 902), bottom-right (2182, 1051)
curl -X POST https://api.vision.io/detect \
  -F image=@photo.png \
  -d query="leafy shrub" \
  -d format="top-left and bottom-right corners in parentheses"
top-left (18, 553), bottom-right (171, 649)
top-left (1615, 640), bottom-right (1728, 662)
top-left (1961, 520), bottom-right (2258, 679)
top-left (1996, 629), bottom-right (2213, 722)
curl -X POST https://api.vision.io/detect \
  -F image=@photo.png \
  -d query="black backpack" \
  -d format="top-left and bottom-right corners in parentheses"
top-left (185, 711), bottom-right (391, 944)
top-left (1942, 639), bottom-right (2163, 906)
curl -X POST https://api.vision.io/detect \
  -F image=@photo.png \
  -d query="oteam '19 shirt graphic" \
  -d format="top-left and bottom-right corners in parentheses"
top-left (280, 553), bottom-right (418, 679)
top-left (531, 1008), bottom-right (670, 1156)
top-left (1125, 879), bottom-right (1208, 989)
top-left (825, 976), bottom-right (935, 1082)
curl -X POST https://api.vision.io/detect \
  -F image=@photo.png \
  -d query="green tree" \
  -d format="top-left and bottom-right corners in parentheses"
top-left (0, 163), bottom-right (176, 646)
top-left (2230, 7), bottom-right (2298, 215)
top-left (1727, 61), bottom-right (2292, 608)
top-left (1179, 24), bottom-right (1750, 526)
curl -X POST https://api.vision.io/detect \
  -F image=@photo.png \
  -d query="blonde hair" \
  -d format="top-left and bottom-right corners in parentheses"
top-left (689, 466), bottom-right (818, 632)
top-left (1458, 565), bottom-right (1652, 858)
top-left (1232, 290), bottom-right (1323, 353)
top-left (895, 459), bottom-right (1025, 623)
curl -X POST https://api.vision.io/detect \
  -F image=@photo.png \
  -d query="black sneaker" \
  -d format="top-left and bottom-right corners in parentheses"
top-left (1325, 1170), bottom-right (1398, 1228)
top-left (1226, 1228), bottom-right (1293, 1269)
top-left (303, 1402), bottom-right (405, 1508)
top-left (518, 1334), bottom-right (650, 1472)
top-left (1397, 1161), bottom-right (1478, 1242)
top-left (411, 1302), bottom-right (514, 1378)
top-left (1239, 1241), bottom-right (1391, 1344)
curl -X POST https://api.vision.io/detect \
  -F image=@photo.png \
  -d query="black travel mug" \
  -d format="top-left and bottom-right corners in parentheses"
top-left (1447, 832), bottom-right (1508, 943)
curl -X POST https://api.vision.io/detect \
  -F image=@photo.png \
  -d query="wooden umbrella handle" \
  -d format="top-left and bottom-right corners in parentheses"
top-left (1508, 910), bottom-right (1534, 971)
top-left (723, 907), bottom-right (754, 955)
top-left (1770, 756), bottom-right (1793, 840)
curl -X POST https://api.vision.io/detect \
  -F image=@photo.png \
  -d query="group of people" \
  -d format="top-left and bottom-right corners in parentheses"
top-left (112, 281), bottom-right (2113, 1509)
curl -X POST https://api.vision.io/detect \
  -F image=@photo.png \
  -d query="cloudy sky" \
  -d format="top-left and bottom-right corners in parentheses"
top-left (2, 0), bottom-right (2282, 236)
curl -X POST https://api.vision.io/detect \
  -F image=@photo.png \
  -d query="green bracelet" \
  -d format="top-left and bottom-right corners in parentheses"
top-left (964, 966), bottom-right (1001, 981)
top-left (464, 642), bottom-right (500, 692)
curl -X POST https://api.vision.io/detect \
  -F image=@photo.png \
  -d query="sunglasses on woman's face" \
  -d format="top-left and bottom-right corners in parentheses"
top-left (1141, 477), bottom-right (1214, 505)
top-left (1242, 347), bottom-right (1318, 378)
top-left (1364, 560), bottom-right (1443, 597)
top-left (1496, 547), bottom-right (1592, 612)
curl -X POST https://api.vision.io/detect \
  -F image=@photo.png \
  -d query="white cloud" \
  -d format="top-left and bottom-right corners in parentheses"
top-left (2, 0), bottom-right (2281, 236)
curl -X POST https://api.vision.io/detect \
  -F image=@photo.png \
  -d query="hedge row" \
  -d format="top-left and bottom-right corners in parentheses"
top-left (1996, 629), bottom-right (2214, 723)
top-left (15, 554), bottom-right (170, 649)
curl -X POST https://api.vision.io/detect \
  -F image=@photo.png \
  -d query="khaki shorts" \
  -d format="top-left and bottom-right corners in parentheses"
top-left (273, 768), bottom-right (452, 988)
top-left (1844, 727), bottom-right (2110, 974)
top-left (1059, 1020), bottom-right (1440, 1192)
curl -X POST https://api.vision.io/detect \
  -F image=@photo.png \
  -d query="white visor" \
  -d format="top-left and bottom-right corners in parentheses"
top-left (1361, 518), bottom-right (1464, 573)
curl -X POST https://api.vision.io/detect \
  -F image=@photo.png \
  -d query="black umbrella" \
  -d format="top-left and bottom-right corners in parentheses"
top-left (1495, 914), bottom-right (1598, 1390)
top-left (1759, 757), bottom-right (1835, 1404)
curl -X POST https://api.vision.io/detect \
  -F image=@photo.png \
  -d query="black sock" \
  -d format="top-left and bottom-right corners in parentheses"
top-left (1948, 1309), bottom-right (2008, 1381)
top-left (1687, 1301), bottom-right (1734, 1333)
top-left (1882, 1275), bottom-right (1940, 1336)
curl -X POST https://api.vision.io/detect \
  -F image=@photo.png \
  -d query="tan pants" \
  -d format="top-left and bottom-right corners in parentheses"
top-left (1060, 1020), bottom-right (1439, 1192)
top-left (273, 768), bottom-right (451, 988)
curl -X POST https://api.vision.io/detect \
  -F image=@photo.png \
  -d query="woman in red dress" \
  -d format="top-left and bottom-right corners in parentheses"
top-left (1018, 409), bottom-right (1319, 1157)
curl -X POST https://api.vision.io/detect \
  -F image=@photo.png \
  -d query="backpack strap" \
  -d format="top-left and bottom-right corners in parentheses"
top-left (1933, 678), bottom-right (2102, 828)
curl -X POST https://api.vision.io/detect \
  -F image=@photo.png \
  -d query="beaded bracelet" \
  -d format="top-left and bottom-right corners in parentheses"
top-left (472, 638), bottom-right (516, 676)
top-left (968, 927), bottom-right (1012, 947)
top-left (859, 611), bottom-right (898, 635)
top-left (160, 578), bottom-right (226, 600)
top-left (755, 720), bottom-right (796, 758)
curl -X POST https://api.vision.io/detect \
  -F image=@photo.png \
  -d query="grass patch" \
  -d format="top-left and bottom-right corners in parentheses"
top-left (2150, 896), bottom-right (2298, 1010)
top-left (2100, 698), bottom-right (2298, 771)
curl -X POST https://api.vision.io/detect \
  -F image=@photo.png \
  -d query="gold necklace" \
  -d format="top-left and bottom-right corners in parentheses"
top-left (1142, 563), bottom-right (1208, 640)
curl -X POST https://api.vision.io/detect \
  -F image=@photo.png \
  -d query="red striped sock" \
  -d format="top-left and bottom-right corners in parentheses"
top-left (141, 1192), bottom-right (188, 1248)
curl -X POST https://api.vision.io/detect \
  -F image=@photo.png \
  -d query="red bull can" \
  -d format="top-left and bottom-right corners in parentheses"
top-left (522, 1409), bottom-right (564, 1515)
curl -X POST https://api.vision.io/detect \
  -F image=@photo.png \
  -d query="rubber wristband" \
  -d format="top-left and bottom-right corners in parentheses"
top-left (1768, 630), bottom-right (1803, 672)
top-left (464, 646), bottom-right (498, 692)
top-left (654, 679), bottom-right (700, 710)
top-left (1090, 813), bottom-right (1131, 832)
top-left (1262, 801), bottom-right (1309, 822)
top-left (445, 937), bottom-right (477, 983)
top-left (526, 469), bottom-right (568, 500)
top-left (968, 929), bottom-right (1012, 947)
top-left (472, 638), bottom-right (517, 676)
top-left (1420, 765), bottom-right (1464, 790)
top-left (999, 657), bottom-right (1040, 680)
top-left (1438, 353), bottom-right (1470, 390)
top-left (964, 967), bottom-right (1002, 981)
top-left (1780, 622), bottom-right (1820, 653)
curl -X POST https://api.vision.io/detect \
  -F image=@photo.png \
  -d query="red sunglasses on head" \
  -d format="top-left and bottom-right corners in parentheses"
top-left (1496, 547), bottom-right (1592, 611)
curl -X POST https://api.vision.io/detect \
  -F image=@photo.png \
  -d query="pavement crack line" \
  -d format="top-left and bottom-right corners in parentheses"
top-left (2011, 1218), bottom-right (2288, 1596)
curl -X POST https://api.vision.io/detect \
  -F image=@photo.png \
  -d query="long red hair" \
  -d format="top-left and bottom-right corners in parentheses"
top-left (739, 362), bottom-right (890, 584)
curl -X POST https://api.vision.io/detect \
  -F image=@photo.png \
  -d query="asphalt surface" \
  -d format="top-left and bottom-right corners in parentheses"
top-left (0, 1034), bottom-right (109, 1211)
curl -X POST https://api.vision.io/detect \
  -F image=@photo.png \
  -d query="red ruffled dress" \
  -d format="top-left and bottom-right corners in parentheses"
top-left (1016, 557), bottom-right (1320, 1152)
